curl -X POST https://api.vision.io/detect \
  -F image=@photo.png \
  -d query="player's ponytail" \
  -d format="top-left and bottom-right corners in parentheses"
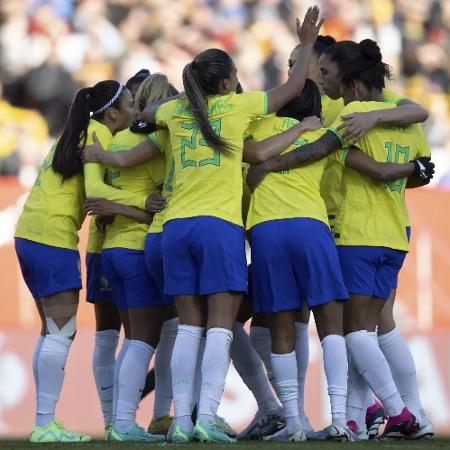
top-left (277, 79), bottom-right (322, 122)
top-left (52, 80), bottom-right (124, 180)
top-left (341, 39), bottom-right (392, 91)
top-left (182, 49), bottom-right (233, 156)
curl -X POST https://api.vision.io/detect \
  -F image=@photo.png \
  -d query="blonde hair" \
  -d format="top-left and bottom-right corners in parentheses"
top-left (134, 73), bottom-right (175, 112)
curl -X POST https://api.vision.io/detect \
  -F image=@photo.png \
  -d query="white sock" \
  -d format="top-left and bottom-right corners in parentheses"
top-left (271, 351), bottom-right (301, 434)
top-left (231, 322), bottom-right (279, 414)
top-left (198, 328), bottom-right (233, 426)
top-left (32, 336), bottom-right (45, 405)
top-left (171, 325), bottom-right (204, 431)
top-left (115, 340), bottom-right (155, 431)
top-left (35, 335), bottom-right (72, 426)
top-left (345, 331), bottom-right (404, 417)
top-left (153, 318), bottom-right (178, 420)
top-left (93, 329), bottom-right (119, 427)
top-left (192, 334), bottom-right (205, 414)
top-left (378, 327), bottom-right (425, 420)
top-left (113, 338), bottom-right (130, 422)
top-left (321, 335), bottom-right (347, 427)
top-left (250, 326), bottom-right (277, 393)
top-left (295, 322), bottom-right (309, 425)
top-left (346, 350), bottom-right (369, 431)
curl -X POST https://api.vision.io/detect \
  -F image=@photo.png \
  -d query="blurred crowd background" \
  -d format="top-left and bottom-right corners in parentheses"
top-left (1, 0), bottom-right (450, 186)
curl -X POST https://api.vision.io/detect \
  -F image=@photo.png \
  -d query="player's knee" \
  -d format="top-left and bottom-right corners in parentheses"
top-left (46, 315), bottom-right (77, 340)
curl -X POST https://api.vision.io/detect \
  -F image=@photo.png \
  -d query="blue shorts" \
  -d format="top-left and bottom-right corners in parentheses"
top-left (337, 245), bottom-right (407, 300)
top-left (250, 218), bottom-right (348, 313)
top-left (144, 233), bottom-right (174, 304)
top-left (101, 248), bottom-right (171, 310)
top-left (15, 238), bottom-right (81, 299)
top-left (162, 216), bottom-right (247, 296)
top-left (86, 252), bottom-right (112, 303)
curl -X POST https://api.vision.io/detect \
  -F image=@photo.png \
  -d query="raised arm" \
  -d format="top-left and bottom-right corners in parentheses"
top-left (345, 148), bottom-right (435, 183)
top-left (337, 99), bottom-right (429, 144)
top-left (82, 132), bottom-right (162, 168)
top-left (243, 116), bottom-right (322, 163)
top-left (265, 7), bottom-right (323, 113)
top-left (246, 131), bottom-right (340, 191)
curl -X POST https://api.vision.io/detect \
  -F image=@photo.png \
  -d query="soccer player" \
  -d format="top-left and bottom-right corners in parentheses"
top-left (14, 80), bottom-right (135, 442)
top-left (246, 39), bottom-right (434, 439)
top-left (135, 6), bottom-right (323, 444)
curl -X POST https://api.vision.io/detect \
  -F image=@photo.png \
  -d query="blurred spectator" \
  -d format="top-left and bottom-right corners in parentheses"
top-left (0, 0), bottom-right (449, 183)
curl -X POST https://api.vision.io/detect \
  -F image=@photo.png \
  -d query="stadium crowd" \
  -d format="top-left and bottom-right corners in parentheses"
top-left (0, 0), bottom-right (449, 179)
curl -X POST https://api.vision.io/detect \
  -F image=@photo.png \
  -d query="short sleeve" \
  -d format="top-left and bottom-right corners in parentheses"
top-left (148, 129), bottom-right (169, 154)
top-left (415, 125), bottom-right (431, 158)
top-left (155, 101), bottom-right (173, 127)
top-left (327, 102), bottom-right (365, 148)
top-left (238, 92), bottom-right (268, 119)
top-left (382, 88), bottom-right (407, 106)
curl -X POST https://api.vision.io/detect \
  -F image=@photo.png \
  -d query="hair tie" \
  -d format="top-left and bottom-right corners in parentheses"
top-left (191, 60), bottom-right (197, 69)
top-left (92, 84), bottom-right (124, 115)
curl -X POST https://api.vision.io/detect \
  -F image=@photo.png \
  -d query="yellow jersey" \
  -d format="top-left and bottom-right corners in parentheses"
top-left (15, 144), bottom-right (84, 250)
top-left (102, 129), bottom-right (165, 251)
top-left (320, 89), bottom-right (406, 229)
top-left (155, 91), bottom-right (268, 227)
top-left (329, 101), bottom-right (431, 251)
top-left (148, 130), bottom-right (173, 234)
top-left (84, 121), bottom-right (149, 253)
top-left (245, 115), bottom-right (329, 230)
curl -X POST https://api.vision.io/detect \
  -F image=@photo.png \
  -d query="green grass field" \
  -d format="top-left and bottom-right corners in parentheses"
top-left (0, 439), bottom-right (448, 450)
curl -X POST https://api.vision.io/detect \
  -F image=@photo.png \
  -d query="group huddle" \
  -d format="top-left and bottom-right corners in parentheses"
top-left (14, 5), bottom-right (436, 444)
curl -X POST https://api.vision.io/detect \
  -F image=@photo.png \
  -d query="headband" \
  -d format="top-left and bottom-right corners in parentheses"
top-left (92, 84), bottom-right (124, 115)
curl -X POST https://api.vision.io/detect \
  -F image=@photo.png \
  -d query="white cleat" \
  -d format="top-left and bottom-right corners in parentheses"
top-left (329, 423), bottom-right (356, 442)
top-left (264, 426), bottom-right (306, 442)
top-left (409, 420), bottom-right (434, 440)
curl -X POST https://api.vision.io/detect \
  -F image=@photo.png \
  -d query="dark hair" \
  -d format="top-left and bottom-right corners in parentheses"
top-left (313, 35), bottom-right (336, 56)
top-left (323, 40), bottom-right (360, 73)
top-left (340, 39), bottom-right (392, 91)
top-left (125, 69), bottom-right (151, 90)
top-left (182, 49), bottom-right (234, 155)
top-left (277, 79), bottom-right (322, 122)
top-left (52, 80), bottom-right (125, 180)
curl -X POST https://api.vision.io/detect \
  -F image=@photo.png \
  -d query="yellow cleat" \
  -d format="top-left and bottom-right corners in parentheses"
top-left (30, 420), bottom-right (91, 443)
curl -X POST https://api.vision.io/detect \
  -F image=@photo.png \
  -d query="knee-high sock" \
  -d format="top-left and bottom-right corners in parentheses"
top-left (115, 340), bottom-right (155, 430)
top-left (198, 328), bottom-right (233, 425)
top-left (231, 322), bottom-right (279, 414)
top-left (171, 325), bottom-right (204, 431)
top-left (321, 335), bottom-right (347, 427)
top-left (113, 338), bottom-right (130, 422)
top-left (153, 318), bottom-right (178, 420)
top-left (295, 322), bottom-right (309, 424)
top-left (192, 333), bottom-right (205, 413)
top-left (378, 327), bottom-right (426, 421)
top-left (271, 351), bottom-right (301, 434)
top-left (93, 329), bottom-right (119, 427)
top-left (345, 330), bottom-right (404, 417)
top-left (32, 336), bottom-right (45, 406)
top-left (35, 335), bottom-right (72, 426)
top-left (249, 326), bottom-right (278, 395)
top-left (346, 350), bottom-right (368, 431)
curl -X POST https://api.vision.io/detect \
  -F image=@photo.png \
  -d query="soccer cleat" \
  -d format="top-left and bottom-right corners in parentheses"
top-left (104, 425), bottom-right (112, 441)
top-left (347, 420), bottom-right (369, 441)
top-left (29, 420), bottom-right (92, 443)
top-left (409, 419), bottom-right (434, 440)
top-left (109, 422), bottom-right (166, 442)
top-left (238, 408), bottom-right (284, 440)
top-left (167, 424), bottom-right (194, 443)
top-left (193, 420), bottom-right (237, 443)
top-left (263, 425), bottom-right (306, 442)
top-left (382, 407), bottom-right (419, 438)
top-left (215, 414), bottom-right (237, 437)
top-left (329, 423), bottom-right (356, 441)
top-left (148, 415), bottom-right (172, 436)
top-left (366, 399), bottom-right (387, 439)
